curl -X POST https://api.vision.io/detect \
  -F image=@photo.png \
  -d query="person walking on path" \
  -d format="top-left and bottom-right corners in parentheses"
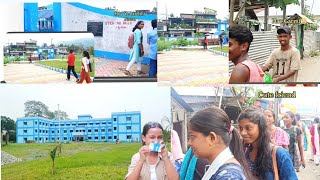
top-left (66, 50), bottom-right (79, 82)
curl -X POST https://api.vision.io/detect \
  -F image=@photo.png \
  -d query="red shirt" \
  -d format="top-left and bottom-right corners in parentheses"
top-left (204, 38), bottom-right (208, 44)
top-left (68, 54), bottom-right (75, 66)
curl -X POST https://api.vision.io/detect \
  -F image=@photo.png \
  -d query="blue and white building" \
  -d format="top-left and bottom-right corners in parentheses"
top-left (24, 2), bottom-right (157, 64)
top-left (16, 111), bottom-right (141, 144)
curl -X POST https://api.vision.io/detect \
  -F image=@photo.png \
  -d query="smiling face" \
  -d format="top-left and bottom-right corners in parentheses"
top-left (277, 33), bottom-right (291, 47)
top-left (239, 118), bottom-right (259, 145)
top-left (263, 110), bottom-right (274, 127)
top-left (142, 127), bottom-right (163, 146)
top-left (187, 129), bottom-right (212, 159)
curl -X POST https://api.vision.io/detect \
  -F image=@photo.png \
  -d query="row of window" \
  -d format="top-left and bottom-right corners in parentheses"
top-left (24, 117), bottom-right (134, 127)
top-left (27, 135), bottom-right (133, 142)
top-left (24, 126), bottom-right (133, 134)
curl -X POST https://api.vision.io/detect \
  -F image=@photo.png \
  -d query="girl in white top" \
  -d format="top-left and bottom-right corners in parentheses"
top-left (77, 50), bottom-right (92, 84)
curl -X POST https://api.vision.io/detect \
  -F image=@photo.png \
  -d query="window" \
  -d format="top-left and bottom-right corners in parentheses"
top-left (24, 138), bottom-right (27, 142)
top-left (46, 138), bottom-right (48, 141)
top-left (113, 118), bottom-right (117, 122)
top-left (95, 137), bottom-right (98, 140)
top-left (76, 130), bottom-right (79, 132)
top-left (40, 130), bottom-right (42, 133)
top-left (102, 122), bottom-right (106, 125)
top-left (114, 127), bottom-right (117, 131)
top-left (52, 131), bottom-right (55, 134)
top-left (24, 122), bottom-right (27, 125)
top-left (70, 130), bottom-right (73, 133)
top-left (88, 129), bottom-right (91, 132)
top-left (55, 124), bottom-right (58, 126)
top-left (24, 130), bottom-right (27, 133)
top-left (95, 129), bottom-right (98, 132)
top-left (35, 129), bottom-right (38, 133)
top-left (88, 137), bottom-right (92, 140)
top-left (50, 124), bottom-right (53, 126)
top-left (40, 138), bottom-right (42, 141)
top-left (108, 129), bottom-right (112, 132)
top-left (101, 129), bottom-right (105, 132)
top-left (35, 121), bottom-right (37, 125)
top-left (57, 130), bottom-right (60, 133)
top-left (114, 136), bottom-right (117, 139)
top-left (64, 137), bottom-right (67, 140)
top-left (46, 123), bottom-right (48, 126)
top-left (108, 136), bottom-right (112, 140)
top-left (35, 137), bottom-right (38, 141)
top-left (127, 135), bottom-right (132, 139)
top-left (108, 122), bottom-right (112, 125)
top-left (126, 117), bottom-right (132, 121)
top-left (102, 136), bottom-right (105, 140)
top-left (89, 123), bottom-right (93, 125)
top-left (61, 124), bottom-right (64, 126)
top-left (72, 124), bottom-right (76, 126)
top-left (64, 130), bottom-right (67, 133)
top-left (46, 130), bottom-right (48, 133)
top-left (126, 126), bottom-right (132, 130)
top-left (95, 123), bottom-right (100, 125)
top-left (66, 124), bottom-right (70, 126)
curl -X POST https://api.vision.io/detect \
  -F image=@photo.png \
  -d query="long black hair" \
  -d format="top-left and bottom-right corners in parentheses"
top-left (83, 50), bottom-right (90, 59)
top-left (286, 111), bottom-right (297, 126)
top-left (151, 19), bottom-right (157, 29)
top-left (132, 21), bottom-right (144, 32)
top-left (142, 122), bottom-right (164, 145)
top-left (189, 106), bottom-right (252, 179)
top-left (238, 107), bottom-right (271, 179)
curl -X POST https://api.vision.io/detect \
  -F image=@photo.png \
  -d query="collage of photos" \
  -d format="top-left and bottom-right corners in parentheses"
top-left (1, 0), bottom-right (320, 180)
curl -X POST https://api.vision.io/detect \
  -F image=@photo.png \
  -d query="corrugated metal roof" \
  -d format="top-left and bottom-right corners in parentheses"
top-left (38, 9), bottom-right (53, 19)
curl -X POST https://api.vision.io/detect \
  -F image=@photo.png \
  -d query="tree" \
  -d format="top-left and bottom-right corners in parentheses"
top-left (24, 100), bottom-right (50, 118)
top-left (1, 116), bottom-right (16, 144)
top-left (58, 44), bottom-right (64, 47)
top-left (42, 43), bottom-right (48, 48)
top-left (169, 13), bottom-right (174, 18)
top-left (161, 116), bottom-right (171, 143)
top-left (24, 100), bottom-right (69, 120)
top-left (89, 46), bottom-right (94, 56)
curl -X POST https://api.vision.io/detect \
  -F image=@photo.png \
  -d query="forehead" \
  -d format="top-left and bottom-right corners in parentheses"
top-left (239, 118), bottom-right (256, 126)
top-left (229, 38), bottom-right (240, 44)
top-left (277, 33), bottom-right (290, 36)
top-left (146, 127), bottom-right (162, 135)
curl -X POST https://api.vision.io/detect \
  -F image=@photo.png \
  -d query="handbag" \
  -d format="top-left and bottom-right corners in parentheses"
top-left (272, 146), bottom-right (279, 180)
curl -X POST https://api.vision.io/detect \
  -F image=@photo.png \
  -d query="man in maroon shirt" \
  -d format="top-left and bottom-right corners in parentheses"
top-left (67, 50), bottom-right (79, 82)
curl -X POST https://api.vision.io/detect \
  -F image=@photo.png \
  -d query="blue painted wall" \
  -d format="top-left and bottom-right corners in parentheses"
top-left (24, 3), bottom-right (39, 32)
top-left (53, 2), bottom-right (62, 32)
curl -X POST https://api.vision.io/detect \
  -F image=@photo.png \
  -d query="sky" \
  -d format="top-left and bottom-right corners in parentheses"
top-left (158, 0), bottom-right (229, 20)
top-left (2, 33), bottom-right (94, 47)
top-left (0, 83), bottom-right (171, 129)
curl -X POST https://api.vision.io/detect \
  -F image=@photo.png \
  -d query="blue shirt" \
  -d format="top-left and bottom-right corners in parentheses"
top-left (147, 28), bottom-right (158, 60)
top-left (246, 147), bottom-right (298, 180)
top-left (210, 163), bottom-right (246, 180)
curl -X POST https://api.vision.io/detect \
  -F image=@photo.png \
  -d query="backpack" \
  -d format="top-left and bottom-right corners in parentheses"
top-left (128, 33), bottom-right (134, 49)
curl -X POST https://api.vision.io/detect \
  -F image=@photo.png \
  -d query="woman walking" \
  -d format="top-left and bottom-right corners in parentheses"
top-left (125, 21), bottom-right (145, 76)
top-left (77, 50), bottom-right (92, 84)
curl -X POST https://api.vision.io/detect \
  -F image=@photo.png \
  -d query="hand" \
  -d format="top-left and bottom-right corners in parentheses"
top-left (160, 142), bottom-right (169, 159)
top-left (273, 77), bottom-right (280, 82)
top-left (139, 145), bottom-right (150, 162)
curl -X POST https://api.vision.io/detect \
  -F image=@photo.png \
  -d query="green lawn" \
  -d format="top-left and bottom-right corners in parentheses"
top-left (36, 59), bottom-right (95, 77)
top-left (1, 143), bottom-right (141, 180)
top-left (212, 46), bottom-right (229, 53)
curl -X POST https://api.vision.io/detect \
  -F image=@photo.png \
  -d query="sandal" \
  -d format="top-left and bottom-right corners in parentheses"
top-left (124, 70), bottom-right (132, 76)
top-left (137, 71), bottom-right (144, 75)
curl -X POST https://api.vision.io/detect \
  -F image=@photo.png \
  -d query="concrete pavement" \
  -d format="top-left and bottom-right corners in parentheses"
top-left (3, 63), bottom-right (82, 84)
top-left (158, 50), bottom-right (229, 86)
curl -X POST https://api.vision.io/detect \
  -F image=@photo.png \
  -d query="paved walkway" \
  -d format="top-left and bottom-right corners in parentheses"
top-left (297, 56), bottom-right (320, 82)
top-left (297, 150), bottom-right (320, 180)
top-left (158, 50), bottom-right (228, 86)
top-left (95, 58), bottom-right (150, 77)
top-left (3, 63), bottom-right (85, 84)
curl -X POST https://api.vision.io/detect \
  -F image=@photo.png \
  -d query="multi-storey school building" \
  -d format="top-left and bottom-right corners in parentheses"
top-left (16, 111), bottom-right (141, 144)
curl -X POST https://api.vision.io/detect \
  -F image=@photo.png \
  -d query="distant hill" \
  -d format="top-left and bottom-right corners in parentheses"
top-left (55, 38), bottom-right (94, 48)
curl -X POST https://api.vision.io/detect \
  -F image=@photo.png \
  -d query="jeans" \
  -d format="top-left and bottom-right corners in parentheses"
top-left (149, 59), bottom-right (157, 77)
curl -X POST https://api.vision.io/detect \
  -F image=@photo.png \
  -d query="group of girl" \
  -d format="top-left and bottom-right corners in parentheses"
top-left (126, 106), bottom-right (304, 179)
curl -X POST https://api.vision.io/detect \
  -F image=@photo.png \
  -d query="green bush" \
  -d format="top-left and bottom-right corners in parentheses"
top-left (177, 38), bottom-right (188, 46)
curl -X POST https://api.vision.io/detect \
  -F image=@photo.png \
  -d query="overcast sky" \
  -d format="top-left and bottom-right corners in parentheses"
top-left (2, 33), bottom-right (94, 47)
top-left (158, 0), bottom-right (229, 20)
top-left (0, 83), bottom-right (171, 129)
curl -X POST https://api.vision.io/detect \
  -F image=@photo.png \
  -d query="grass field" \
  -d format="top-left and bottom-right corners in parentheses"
top-left (211, 46), bottom-right (229, 53)
top-left (36, 59), bottom-right (95, 77)
top-left (1, 143), bottom-right (141, 180)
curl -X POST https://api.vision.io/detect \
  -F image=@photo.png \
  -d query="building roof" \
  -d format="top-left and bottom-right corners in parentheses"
top-left (171, 88), bottom-right (194, 112)
top-left (38, 9), bottom-right (53, 19)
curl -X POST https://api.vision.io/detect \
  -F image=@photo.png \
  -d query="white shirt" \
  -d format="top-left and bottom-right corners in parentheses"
top-left (82, 57), bottom-right (90, 72)
top-left (149, 164), bottom-right (157, 180)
